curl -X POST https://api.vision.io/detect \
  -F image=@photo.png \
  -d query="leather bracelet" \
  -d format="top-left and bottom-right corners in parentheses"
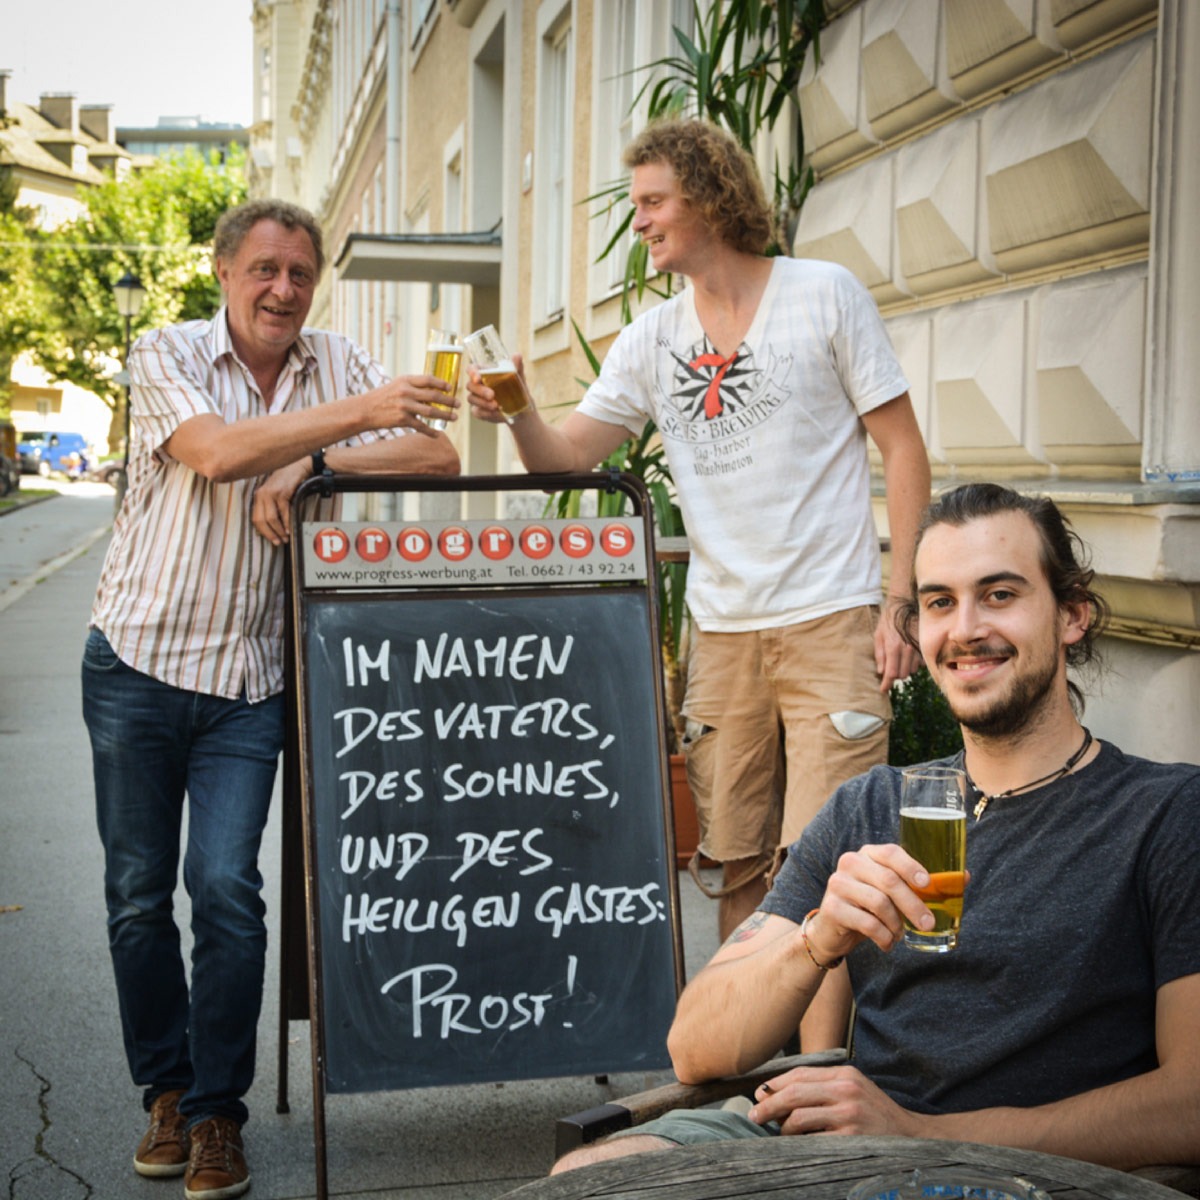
top-left (801, 908), bottom-right (844, 972)
top-left (311, 448), bottom-right (327, 476)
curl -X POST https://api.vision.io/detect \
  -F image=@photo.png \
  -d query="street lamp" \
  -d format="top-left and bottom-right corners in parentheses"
top-left (112, 270), bottom-right (147, 475)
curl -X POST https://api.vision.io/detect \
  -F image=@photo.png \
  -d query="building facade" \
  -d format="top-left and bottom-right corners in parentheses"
top-left (252, 0), bottom-right (1199, 764)
top-left (116, 118), bottom-right (249, 163)
top-left (0, 73), bottom-right (133, 451)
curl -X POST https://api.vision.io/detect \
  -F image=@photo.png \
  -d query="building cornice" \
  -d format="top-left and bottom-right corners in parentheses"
top-left (294, 0), bottom-right (333, 143)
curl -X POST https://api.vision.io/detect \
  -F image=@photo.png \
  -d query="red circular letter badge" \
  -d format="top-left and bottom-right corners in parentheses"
top-left (479, 525), bottom-right (515, 560)
top-left (438, 526), bottom-right (473, 561)
top-left (355, 527), bottom-right (391, 562)
top-left (559, 523), bottom-right (594, 558)
top-left (396, 527), bottom-right (433, 562)
top-left (519, 525), bottom-right (554, 559)
top-left (599, 522), bottom-right (634, 557)
top-left (313, 527), bottom-right (350, 563)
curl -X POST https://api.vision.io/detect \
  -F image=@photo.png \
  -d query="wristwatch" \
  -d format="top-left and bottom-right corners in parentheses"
top-left (311, 449), bottom-right (328, 476)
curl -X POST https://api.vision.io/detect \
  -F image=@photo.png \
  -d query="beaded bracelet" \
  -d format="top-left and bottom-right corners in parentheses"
top-left (800, 907), bottom-right (844, 971)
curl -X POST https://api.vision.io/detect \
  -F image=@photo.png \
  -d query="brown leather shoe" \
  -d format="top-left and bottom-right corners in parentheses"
top-left (133, 1089), bottom-right (189, 1177)
top-left (184, 1116), bottom-right (250, 1200)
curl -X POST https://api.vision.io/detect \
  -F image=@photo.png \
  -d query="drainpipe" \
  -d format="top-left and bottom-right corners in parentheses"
top-left (385, 0), bottom-right (402, 373)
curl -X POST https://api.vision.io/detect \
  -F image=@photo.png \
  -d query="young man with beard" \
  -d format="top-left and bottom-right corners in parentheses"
top-left (553, 482), bottom-right (1200, 1176)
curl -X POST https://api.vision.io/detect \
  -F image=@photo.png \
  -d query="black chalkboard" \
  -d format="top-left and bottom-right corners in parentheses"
top-left (299, 578), bottom-right (681, 1093)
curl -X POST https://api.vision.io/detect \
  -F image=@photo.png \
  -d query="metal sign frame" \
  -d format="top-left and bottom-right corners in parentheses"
top-left (280, 471), bottom-right (682, 1200)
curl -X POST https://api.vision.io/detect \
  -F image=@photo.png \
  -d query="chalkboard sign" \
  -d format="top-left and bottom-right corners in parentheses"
top-left (293, 476), bottom-right (682, 1097)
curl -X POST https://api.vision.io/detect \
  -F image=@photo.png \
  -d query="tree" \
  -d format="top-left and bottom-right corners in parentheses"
top-left (0, 170), bottom-right (51, 418)
top-left (32, 147), bottom-right (247, 448)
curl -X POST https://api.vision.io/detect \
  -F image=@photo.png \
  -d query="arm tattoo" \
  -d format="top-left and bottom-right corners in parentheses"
top-left (726, 911), bottom-right (768, 946)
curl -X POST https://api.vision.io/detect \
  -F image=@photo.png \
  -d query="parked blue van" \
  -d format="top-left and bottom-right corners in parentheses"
top-left (17, 431), bottom-right (92, 478)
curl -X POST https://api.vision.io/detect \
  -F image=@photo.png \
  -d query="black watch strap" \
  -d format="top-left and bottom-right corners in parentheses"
top-left (311, 448), bottom-right (327, 476)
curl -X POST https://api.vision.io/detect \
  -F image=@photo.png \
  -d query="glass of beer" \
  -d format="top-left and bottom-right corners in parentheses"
top-left (463, 324), bottom-right (530, 423)
top-left (898, 765), bottom-right (967, 953)
top-left (423, 329), bottom-right (462, 432)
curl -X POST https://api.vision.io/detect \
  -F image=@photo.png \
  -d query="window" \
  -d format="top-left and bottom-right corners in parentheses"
top-left (259, 45), bottom-right (272, 124)
top-left (411, 0), bottom-right (436, 47)
top-left (332, 0), bottom-right (386, 155)
top-left (589, 0), bottom-right (698, 302)
top-left (535, 4), bottom-right (573, 324)
top-left (593, 0), bottom-right (637, 292)
top-left (373, 165), bottom-right (385, 357)
top-left (442, 138), bottom-right (465, 336)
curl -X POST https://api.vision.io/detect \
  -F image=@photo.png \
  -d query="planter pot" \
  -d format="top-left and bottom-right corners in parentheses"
top-left (669, 752), bottom-right (699, 869)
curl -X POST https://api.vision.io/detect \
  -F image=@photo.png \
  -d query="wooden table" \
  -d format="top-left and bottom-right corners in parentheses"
top-left (501, 1135), bottom-right (1191, 1200)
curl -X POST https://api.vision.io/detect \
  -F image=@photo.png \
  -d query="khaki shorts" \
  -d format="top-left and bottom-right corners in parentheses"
top-left (681, 606), bottom-right (890, 873)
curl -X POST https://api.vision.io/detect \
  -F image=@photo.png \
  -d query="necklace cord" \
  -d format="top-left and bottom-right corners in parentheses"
top-left (966, 728), bottom-right (1093, 820)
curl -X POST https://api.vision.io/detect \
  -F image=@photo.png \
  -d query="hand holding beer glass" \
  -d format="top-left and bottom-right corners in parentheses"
top-left (423, 328), bottom-right (462, 432)
top-left (463, 325), bottom-right (531, 423)
top-left (899, 766), bottom-right (967, 952)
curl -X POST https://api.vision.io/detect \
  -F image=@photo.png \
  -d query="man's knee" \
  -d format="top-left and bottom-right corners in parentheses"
top-left (550, 1133), bottom-right (676, 1174)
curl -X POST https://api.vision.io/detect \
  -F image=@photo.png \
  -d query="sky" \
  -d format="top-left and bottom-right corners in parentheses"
top-left (3, 0), bottom-right (254, 129)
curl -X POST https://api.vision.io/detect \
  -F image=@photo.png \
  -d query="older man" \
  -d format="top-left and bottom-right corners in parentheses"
top-left (556, 483), bottom-right (1200, 1176)
top-left (82, 199), bottom-right (459, 1200)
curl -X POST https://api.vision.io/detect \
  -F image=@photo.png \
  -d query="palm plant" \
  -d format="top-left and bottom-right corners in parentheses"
top-left (585, 0), bottom-right (825, 320)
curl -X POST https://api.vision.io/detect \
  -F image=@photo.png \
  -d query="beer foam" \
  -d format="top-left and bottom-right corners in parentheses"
top-left (899, 807), bottom-right (964, 820)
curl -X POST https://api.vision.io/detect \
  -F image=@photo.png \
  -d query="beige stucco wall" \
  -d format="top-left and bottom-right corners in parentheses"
top-left (807, 0), bottom-right (1198, 762)
top-left (261, 0), bottom-right (1199, 763)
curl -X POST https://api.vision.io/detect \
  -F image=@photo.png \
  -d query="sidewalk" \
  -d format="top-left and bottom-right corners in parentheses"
top-left (0, 478), bottom-right (114, 611)
top-left (0, 490), bottom-right (719, 1200)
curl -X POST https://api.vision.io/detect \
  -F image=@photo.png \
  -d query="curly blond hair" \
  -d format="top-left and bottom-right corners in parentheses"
top-left (623, 119), bottom-right (773, 255)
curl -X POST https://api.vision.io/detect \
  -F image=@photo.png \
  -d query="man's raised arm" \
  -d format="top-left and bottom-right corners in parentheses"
top-left (466, 355), bottom-right (630, 474)
top-left (163, 374), bottom-right (453, 484)
top-left (252, 423), bottom-right (460, 545)
top-left (670, 841), bottom-right (944, 1084)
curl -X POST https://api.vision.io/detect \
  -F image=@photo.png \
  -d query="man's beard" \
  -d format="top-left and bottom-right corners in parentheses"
top-left (943, 644), bottom-right (1060, 739)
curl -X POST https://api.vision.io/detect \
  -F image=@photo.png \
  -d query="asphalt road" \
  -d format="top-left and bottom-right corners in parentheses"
top-left (0, 483), bottom-right (719, 1200)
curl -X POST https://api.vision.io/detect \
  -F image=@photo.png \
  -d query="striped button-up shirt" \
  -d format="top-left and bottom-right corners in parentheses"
top-left (91, 307), bottom-right (396, 702)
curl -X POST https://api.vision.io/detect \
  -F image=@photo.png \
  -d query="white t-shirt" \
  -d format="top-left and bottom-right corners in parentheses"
top-left (579, 257), bottom-right (909, 631)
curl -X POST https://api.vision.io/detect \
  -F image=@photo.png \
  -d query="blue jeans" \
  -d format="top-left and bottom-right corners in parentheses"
top-left (81, 628), bottom-right (284, 1127)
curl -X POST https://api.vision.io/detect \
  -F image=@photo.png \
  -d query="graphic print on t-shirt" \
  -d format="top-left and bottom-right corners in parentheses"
top-left (655, 336), bottom-right (791, 470)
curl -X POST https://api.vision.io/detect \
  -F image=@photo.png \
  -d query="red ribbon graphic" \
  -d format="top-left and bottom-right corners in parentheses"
top-left (689, 351), bottom-right (739, 419)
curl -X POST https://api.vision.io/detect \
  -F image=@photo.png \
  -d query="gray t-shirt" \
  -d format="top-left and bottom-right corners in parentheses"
top-left (762, 742), bottom-right (1200, 1115)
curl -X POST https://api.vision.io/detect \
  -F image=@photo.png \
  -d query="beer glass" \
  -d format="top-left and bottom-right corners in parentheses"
top-left (898, 765), bottom-right (967, 952)
top-left (423, 328), bottom-right (462, 432)
top-left (463, 325), bottom-right (530, 423)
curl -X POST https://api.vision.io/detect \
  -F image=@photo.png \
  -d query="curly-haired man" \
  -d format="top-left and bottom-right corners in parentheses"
top-left (469, 119), bottom-right (931, 987)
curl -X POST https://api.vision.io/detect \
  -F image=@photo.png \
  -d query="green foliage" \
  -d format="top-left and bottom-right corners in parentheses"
top-left (888, 668), bottom-right (963, 767)
top-left (0, 170), bottom-right (50, 415)
top-left (638, 0), bottom-right (824, 151)
top-left (30, 146), bottom-right (247, 412)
